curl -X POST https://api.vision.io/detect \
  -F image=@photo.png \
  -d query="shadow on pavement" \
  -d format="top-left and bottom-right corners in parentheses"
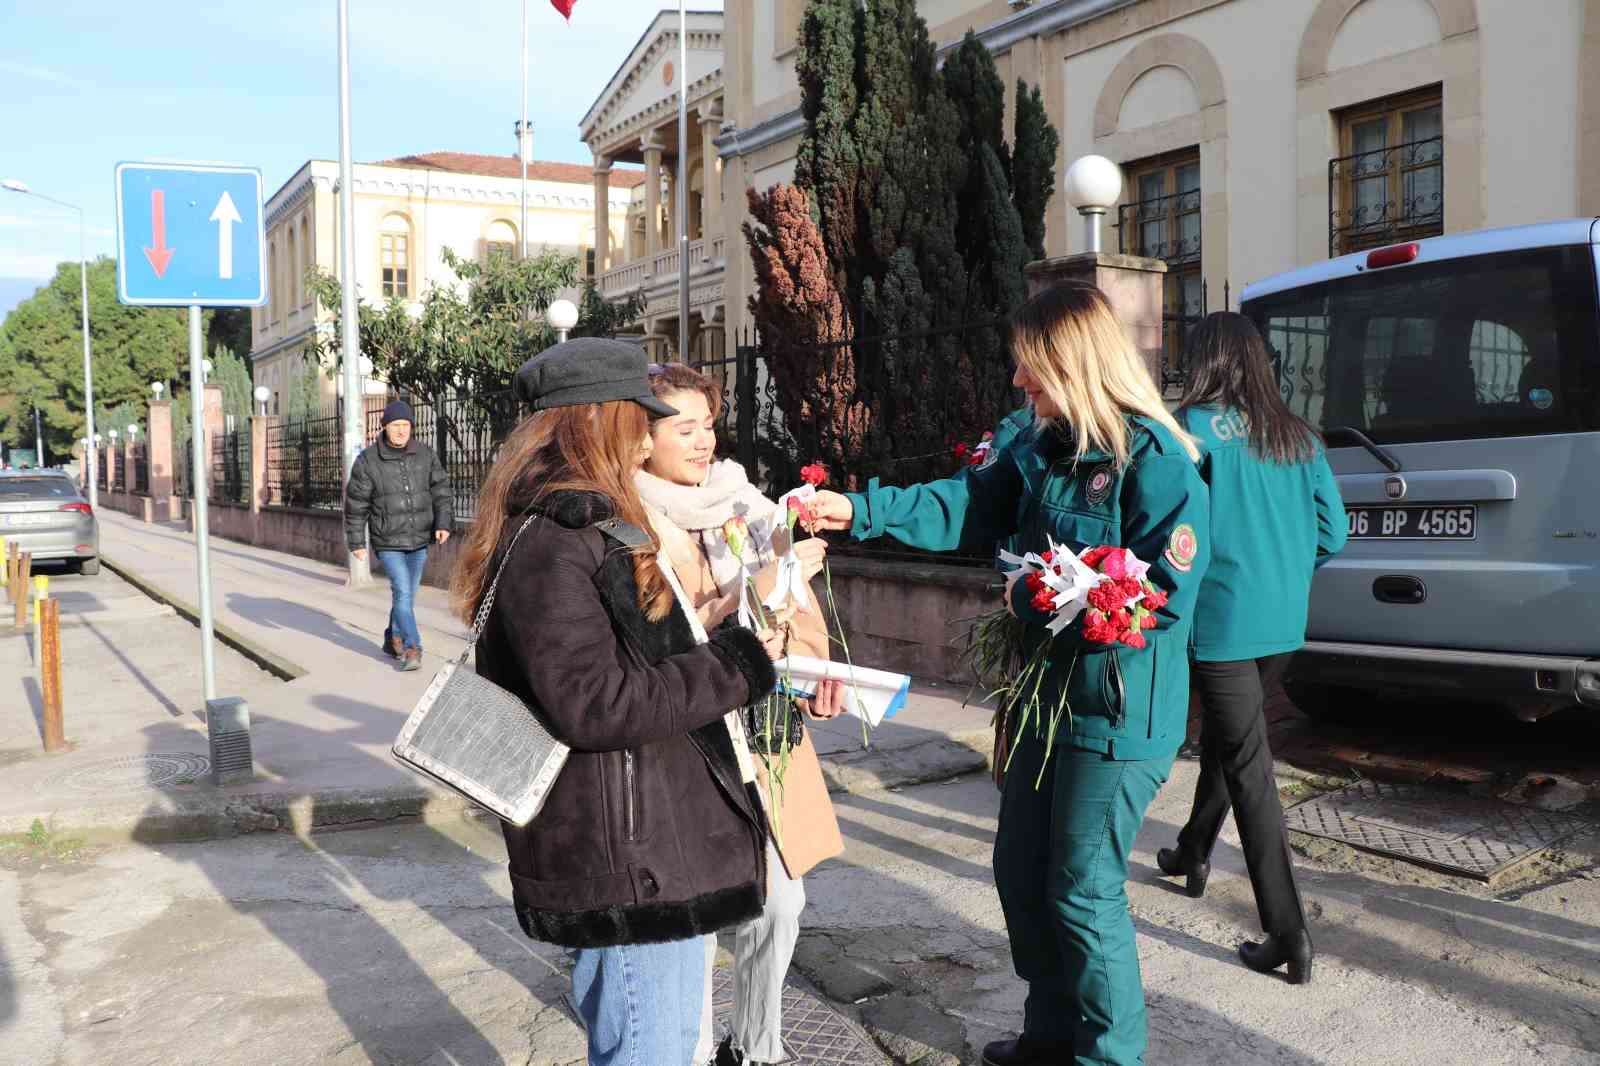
top-left (223, 591), bottom-right (388, 660)
top-left (79, 618), bottom-right (185, 718)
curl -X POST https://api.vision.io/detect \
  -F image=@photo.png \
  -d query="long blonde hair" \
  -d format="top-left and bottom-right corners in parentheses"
top-left (1011, 283), bottom-right (1199, 466)
top-left (451, 400), bottom-right (674, 624)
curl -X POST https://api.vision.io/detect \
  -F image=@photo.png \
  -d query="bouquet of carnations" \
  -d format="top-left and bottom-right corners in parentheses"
top-left (963, 541), bottom-right (1167, 786)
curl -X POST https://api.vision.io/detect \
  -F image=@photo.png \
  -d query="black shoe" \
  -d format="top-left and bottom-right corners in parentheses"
top-left (1156, 846), bottom-right (1210, 898)
top-left (982, 1035), bottom-right (1075, 1065)
top-left (1239, 928), bottom-right (1314, 984)
top-left (382, 628), bottom-right (401, 658)
top-left (713, 1036), bottom-right (747, 1066)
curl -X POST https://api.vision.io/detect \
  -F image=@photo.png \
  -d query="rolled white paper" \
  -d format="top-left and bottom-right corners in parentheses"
top-left (774, 653), bottom-right (911, 727)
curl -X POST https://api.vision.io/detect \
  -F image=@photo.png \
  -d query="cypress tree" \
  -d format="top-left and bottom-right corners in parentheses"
top-left (794, 0), bottom-right (861, 282)
top-left (1012, 79), bottom-right (1061, 261)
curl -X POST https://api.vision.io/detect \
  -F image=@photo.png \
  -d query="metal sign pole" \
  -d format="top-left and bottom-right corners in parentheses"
top-left (676, 0), bottom-right (690, 362)
top-left (187, 305), bottom-right (217, 701)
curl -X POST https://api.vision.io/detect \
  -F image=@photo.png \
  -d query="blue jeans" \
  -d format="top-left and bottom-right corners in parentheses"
top-left (571, 937), bottom-right (706, 1066)
top-left (376, 547), bottom-right (428, 650)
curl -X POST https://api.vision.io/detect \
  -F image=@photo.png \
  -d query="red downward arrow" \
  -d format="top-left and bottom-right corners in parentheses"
top-left (143, 189), bottom-right (175, 278)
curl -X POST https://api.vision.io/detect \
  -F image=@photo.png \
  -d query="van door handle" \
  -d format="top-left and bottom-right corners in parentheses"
top-left (1373, 575), bottom-right (1426, 605)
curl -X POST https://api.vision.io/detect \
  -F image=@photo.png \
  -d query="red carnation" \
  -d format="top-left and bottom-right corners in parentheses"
top-left (1082, 609), bottom-right (1117, 645)
top-left (1140, 612), bottom-right (1158, 629)
top-left (1118, 577), bottom-right (1144, 601)
top-left (1025, 571), bottom-right (1045, 592)
top-left (800, 462), bottom-right (829, 487)
top-left (1119, 629), bottom-right (1147, 649)
top-left (982, 431), bottom-right (994, 442)
top-left (1110, 608), bottom-right (1132, 632)
top-left (1079, 546), bottom-right (1115, 569)
top-left (1039, 549), bottom-right (1054, 564)
top-left (1141, 587), bottom-right (1168, 611)
top-left (953, 442), bottom-right (969, 460)
top-left (1031, 587), bottom-right (1056, 613)
top-left (1088, 582), bottom-right (1125, 614)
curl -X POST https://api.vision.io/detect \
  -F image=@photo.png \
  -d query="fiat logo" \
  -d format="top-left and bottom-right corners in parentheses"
top-left (1384, 475), bottom-right (1406, 500)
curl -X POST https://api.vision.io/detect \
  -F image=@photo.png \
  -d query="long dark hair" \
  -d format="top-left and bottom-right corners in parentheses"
top-left (1179, 312), bottom-right (1317, 464)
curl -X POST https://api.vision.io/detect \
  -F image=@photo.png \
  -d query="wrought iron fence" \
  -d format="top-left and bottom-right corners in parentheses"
top-left (133, 443), bottom-right (149, 494)
top-left (735, 320), bottom-right (1019, 567)
top-left (1328, 135), bottom-right (1443, 257)
top-left (113, 448), bottom-right (126, 491)
top-left (96, 453), bottom-right (107, 491)
top-left (172, 436), bottom-right (191, 499)
top-left (212, 428), bottom-right (251, 506)
top-left (267, 414), bottom-right (345, 510)
top-left (393, 391), bottom-right (520, 525)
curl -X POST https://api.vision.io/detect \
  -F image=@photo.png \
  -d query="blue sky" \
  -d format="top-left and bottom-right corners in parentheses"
top-left (0, 0), bottom-right (719, 314)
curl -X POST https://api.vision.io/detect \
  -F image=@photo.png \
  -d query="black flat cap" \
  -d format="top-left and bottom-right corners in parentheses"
top-left (513, 337), bottom-right (677, 417)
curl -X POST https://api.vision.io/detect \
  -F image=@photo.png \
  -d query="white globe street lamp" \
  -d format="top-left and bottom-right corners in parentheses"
top-left (253, 385), bottom-right (271, 416)
top-left (151, 381), bottom-right (165, 399)
top-left (108, 429), bottom-right (118, 442)
top-left (1063, 155), bottom-right (1124, 255)
top-left (201, 358), bottom-right (213, 381)
top-left (127, 424), bottom-right (139, 438)
top-left (545, 298), bottom-right (579, 344)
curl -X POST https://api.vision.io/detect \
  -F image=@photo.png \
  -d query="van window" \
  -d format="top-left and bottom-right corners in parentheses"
top-left (1247, 246), bottom-right (1600, 444)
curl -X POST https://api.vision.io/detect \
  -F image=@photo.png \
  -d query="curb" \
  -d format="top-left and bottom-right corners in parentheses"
top-left (100, 553), bottom-right (306, 681)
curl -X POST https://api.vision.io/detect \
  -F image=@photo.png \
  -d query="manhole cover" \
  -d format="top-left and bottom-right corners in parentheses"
top-left (1285, 779), bottom-right (1594, 881)
top-left (710, 967), bottom-right (887, 1066)
top-left (45, 753), bottom-right (211, 795)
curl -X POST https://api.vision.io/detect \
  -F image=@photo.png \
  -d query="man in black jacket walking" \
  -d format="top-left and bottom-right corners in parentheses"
top-left (345, 400), bottom-right (453, 671)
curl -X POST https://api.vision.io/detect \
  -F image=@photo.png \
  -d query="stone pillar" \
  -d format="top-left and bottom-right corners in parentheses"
top-left (1024, 253), bottom-right (1169, 386)
top-left (147, 400), bottom-right (174, 510)
top-left (663, 167), bottom-right (678, 249)
top-left (642, 134), bottom-right (665, 257)
top-left (250, 415), bottom-right (272, 514)
top-left (700, 100), bottom-right (723, 251)
top-left (122, 438), bottom-right (136, 498)
top-left (202, 383), bottom-right (225, 492)
top-left (593, 158), bottom-right (612, 273)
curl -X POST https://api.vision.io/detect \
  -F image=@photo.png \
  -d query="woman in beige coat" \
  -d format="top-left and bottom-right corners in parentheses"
top-left (637, 363), bottom-right (845, 1066)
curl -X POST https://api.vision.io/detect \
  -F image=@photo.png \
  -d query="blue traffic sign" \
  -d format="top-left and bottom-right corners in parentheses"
top-left (115, 162), bottom-right (266, 307)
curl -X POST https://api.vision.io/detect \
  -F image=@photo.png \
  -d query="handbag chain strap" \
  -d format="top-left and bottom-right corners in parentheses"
top-left (458, 514), bottom-right (539, 666)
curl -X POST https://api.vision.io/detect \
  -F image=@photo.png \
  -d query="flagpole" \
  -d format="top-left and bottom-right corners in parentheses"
top-left (676, 0), bottom-right (689, 362)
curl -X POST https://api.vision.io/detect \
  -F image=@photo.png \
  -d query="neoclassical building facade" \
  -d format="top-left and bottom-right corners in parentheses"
top-left (701, 0), bottom-right (1600, 364)
top-left (250, 154), bottom-right (642, 412)
top-left (582, 9), bottom-right (730, 366)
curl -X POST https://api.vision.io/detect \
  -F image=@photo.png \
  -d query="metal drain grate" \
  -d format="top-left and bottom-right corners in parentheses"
top-left (44, 753), bottom-right (212, 795)
top-left (1284, 779), bottom-right (1594, 881)
top-left (710, 966), bottom-right (888, 1065)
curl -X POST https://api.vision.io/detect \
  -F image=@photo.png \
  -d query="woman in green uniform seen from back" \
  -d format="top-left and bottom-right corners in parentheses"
top-left (809, 285), bottom-right (1209, 1066)
top-left (1155, 312), bottom-right (1347, 984)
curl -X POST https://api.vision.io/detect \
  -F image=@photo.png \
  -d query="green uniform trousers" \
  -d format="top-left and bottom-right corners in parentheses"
top-left (993, 727), bottom-right (1175, 1066)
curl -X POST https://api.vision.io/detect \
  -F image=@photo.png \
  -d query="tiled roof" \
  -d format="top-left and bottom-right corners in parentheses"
top-left (372, 152), bottom-right (646, 188)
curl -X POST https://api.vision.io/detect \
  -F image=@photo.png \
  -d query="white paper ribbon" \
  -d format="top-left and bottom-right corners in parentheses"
top-left (998, 538), bottom-right (1106, 635)
top-left (762, 553), bottom-right (812, 614)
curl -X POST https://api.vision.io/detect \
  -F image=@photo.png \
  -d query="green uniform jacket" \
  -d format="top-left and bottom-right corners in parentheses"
top-left (848, 416), bottom-right (1209, 761)
top-left (1180, 405), bottom-right (1348, 663)
top-left (989, 407), bottom-right (1035, 567)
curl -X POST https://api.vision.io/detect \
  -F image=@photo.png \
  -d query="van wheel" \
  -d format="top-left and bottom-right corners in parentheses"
top-left (1283, 680), bottom-right (1370, 725)
top-left (76, 556), bottom-right (100, 576)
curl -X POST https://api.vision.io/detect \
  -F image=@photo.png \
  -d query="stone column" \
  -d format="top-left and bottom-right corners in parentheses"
top-left (147, 400), bottom-right (174, 508)
top-left (1024, 253), bottom-right (1169, 386)
top-left (250, 415), bottom-right (272, 514)
top-left (592, 157), bottom-right (612, 274)
top-left (642, 133), bottom-right (665, 257)
top-left (202, 383), bottom-right (225, 493)
top-left (122, 438), bottom-right (136, 499)
top-left (663, 168), bottom-right (678, 249)
top-left (700, 100), bottom-right (723, 251)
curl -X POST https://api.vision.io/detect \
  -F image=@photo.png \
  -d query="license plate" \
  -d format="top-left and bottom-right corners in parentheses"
top-left (1346, 505), bottom-right (1477, 540)
top-left (0, 513), bottom-right (54, 528)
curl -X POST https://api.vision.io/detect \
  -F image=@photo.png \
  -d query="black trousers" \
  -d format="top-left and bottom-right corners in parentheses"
top-left (1176, 655), bottom-right (1306, 935)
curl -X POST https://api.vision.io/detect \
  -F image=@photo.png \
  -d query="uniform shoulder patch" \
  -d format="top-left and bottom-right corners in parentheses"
top-left (1164, 523), bottom-right (1198, 573)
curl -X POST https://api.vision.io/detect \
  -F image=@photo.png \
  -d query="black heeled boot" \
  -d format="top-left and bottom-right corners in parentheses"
top-left (1239, 928), bottom-right (1314, 984)
top-left (982, 1035), bottom-right (1076, 1065)
top-left (1155, 846), bottom-right (1210, 898)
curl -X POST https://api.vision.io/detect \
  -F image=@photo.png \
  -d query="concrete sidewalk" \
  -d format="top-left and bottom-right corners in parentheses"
top-left (2, 512), bottom-right (992, 841)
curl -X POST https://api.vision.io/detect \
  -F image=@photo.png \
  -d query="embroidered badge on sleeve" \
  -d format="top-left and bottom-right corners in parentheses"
top-left (1164, 523), bottom-right (1198, 573)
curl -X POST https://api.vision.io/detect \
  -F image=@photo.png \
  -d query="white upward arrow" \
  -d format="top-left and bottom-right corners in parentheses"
top-left (210, 191), bottom-right (243, 280)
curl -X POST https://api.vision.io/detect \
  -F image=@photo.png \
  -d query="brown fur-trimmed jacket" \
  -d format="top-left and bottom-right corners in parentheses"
top-left (475, 489), bottom-right (777, 948)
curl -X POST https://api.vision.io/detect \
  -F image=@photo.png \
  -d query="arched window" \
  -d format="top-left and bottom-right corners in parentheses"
top-left (299, 216), bottom-right (311, 307)
top-left (379, 214), bottom-right (412, 299)
top-left (286, 226), bottom-right (298, 314)
top-left (485, 219), bottom-right (518, 263)
top-left (268, 239), bottom-right (279, 322)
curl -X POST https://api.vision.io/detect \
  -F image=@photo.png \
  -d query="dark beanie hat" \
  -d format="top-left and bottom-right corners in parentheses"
top-left (381, 400), bottom-right (414, 426)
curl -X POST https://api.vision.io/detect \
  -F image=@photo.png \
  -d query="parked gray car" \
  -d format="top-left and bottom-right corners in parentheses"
top-left (0, 470), bottom-right (99, 574)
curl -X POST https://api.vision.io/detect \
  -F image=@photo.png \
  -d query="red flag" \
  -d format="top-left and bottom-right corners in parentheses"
top-left (551, 0), bottom-right (575, 18)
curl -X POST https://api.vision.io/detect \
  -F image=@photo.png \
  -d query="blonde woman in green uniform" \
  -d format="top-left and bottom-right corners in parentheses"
top-left (1155, 312), bottom-right (1347, 984)
top-left (809, 285), bottom-right (1209, 1066)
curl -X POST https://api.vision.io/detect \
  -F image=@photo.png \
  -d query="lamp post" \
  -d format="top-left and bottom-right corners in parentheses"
top-left (1062, 155), bottom-right (1124, 255)
top-left (336, 0), bottom-right (368, 587)
top-left (516, 0), bottom-right (531, 262)
top-left (151, 382), bottom-right (165, 400)
top-left (3, 178), bottom-right (97, 509)
top-left (201, 357), bottom-right (213, 382)
top-left (253, 386), bottom-right (271, 417)
top-left (33, 401), bottom-right (44, 469)
top-left (546, 299), bottom-right (579, 344)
